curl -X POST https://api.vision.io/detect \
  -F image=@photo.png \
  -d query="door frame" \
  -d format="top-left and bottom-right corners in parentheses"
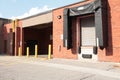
top-left (76, 14), bottom-right (98, 60)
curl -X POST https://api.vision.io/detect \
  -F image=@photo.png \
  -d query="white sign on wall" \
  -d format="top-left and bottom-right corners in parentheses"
top-left (60, 34), bottom-right (63, 40)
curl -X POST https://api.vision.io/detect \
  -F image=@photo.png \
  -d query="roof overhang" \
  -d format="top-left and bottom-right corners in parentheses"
top-left (22, 11), bottom-right (52, 28)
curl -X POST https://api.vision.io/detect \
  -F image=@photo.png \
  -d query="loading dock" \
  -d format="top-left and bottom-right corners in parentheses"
top-left (23, 23), bottom-right (53, 56)
top-left (78, 15), bottom-right (98, 60)
top-left (1, 0), bottom-right (120, 62)
top-left (21, 11), bottom-right (53, 58)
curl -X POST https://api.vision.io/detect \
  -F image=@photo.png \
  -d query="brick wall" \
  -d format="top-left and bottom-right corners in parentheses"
top-left (53, 0), bottom-right (120, 62)
top-left (4, 23), bottom-right (13, 55)
top-left (14, 20), bottom-right (22, 56)
top-left (53, 0), bottom-right (93, 59)
top-left (3, 20), bottom-right (22, 56)
top-left (98, 0), bottom-right (120, 62)
top-left (0, 19), bottom-right (11, 54)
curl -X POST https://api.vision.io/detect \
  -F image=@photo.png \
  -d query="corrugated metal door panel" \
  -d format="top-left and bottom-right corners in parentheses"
top-left (81, 16), bottom-right (96, 46)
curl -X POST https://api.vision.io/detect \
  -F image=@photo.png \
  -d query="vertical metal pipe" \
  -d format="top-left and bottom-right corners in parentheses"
top-left (12, 20), bottom-right (15, 32)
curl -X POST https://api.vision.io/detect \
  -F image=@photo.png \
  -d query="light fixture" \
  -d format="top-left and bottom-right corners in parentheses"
top-left (57, 15), bottom-right (62, 19)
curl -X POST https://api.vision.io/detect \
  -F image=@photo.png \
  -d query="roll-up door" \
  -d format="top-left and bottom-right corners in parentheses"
top-left (81, 16), bottom-right (96, 46)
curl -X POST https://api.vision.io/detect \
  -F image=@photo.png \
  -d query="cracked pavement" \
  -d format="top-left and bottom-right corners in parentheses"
top-left (0, 56), bottom-right (120, 80)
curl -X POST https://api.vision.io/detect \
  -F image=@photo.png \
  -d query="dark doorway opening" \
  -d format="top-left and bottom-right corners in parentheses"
top-left (23, 22), bottom-right (53, 57)
top-left (26, 40), bottom-right (38, 55)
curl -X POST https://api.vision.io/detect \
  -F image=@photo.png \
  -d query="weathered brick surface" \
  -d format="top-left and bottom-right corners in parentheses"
top-left (3, 20), bottom-right (22, 55)
top-left (98, 0), bottom-right (120, 62)
top-left (53, 0), bottom-right (120, 62)
top-left (3, 0), bottom-right (120, 62)
top-left (53, 0), bottom-right (93, 59)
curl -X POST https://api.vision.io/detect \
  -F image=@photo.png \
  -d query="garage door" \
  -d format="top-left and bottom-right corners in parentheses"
top-left (81, 16), bottom-right (96, 46)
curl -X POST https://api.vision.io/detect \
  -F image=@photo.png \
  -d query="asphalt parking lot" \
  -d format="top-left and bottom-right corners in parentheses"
top-left (0, 56), bottom-right (120, 80)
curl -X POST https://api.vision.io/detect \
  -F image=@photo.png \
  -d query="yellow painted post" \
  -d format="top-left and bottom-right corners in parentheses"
top-left (15, 19), bottom-right (18, 27)
top-left (35, 45), bottom-right (38, 58)
top-left (12, 20), bottom-right (15, 32)
top-left (26, 47), bottom-right (29, 57)
top-left (48, 44), bottom-right (51, 59)
top-left (18, 47), bottom-right (22, 56)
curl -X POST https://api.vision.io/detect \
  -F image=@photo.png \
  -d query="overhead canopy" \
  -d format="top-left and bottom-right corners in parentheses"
top-left (70, 2), bottom-right (94, 16)
top-left (63, 0), bottom-right (108, 49)
top-left (69, 0), bottom-right (102, 16)
top-left (22, 11), bottom-right (52, 28)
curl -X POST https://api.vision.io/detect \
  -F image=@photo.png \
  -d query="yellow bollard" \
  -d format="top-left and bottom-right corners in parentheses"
top-left (48, 44), bottom-right (51, 59)
top-left (26, 47), bottom-right (29, 57)
top-left (12, 20), bottom-right (15, 32)
top-left (35, 45), bottom-right (38, 58)
top-left (15, 19), bottom-right (18, 27)
top-left (18, 47), bottom-right (22, 56)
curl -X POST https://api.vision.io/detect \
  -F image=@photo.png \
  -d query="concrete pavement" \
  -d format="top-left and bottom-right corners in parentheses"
top-left (0, 56), bottom-right (120, 80)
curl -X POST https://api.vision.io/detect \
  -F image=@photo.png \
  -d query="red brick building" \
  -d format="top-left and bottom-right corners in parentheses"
top-left (53, 0), bottom-right (120, 62)
top-left (0, 0), bottom-right (120, 62)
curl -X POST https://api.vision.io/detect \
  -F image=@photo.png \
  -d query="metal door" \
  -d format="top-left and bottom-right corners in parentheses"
top-left (81, 16), bottom-right (96, 46)
top-left (79, 16), bottom-right (97, 60)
